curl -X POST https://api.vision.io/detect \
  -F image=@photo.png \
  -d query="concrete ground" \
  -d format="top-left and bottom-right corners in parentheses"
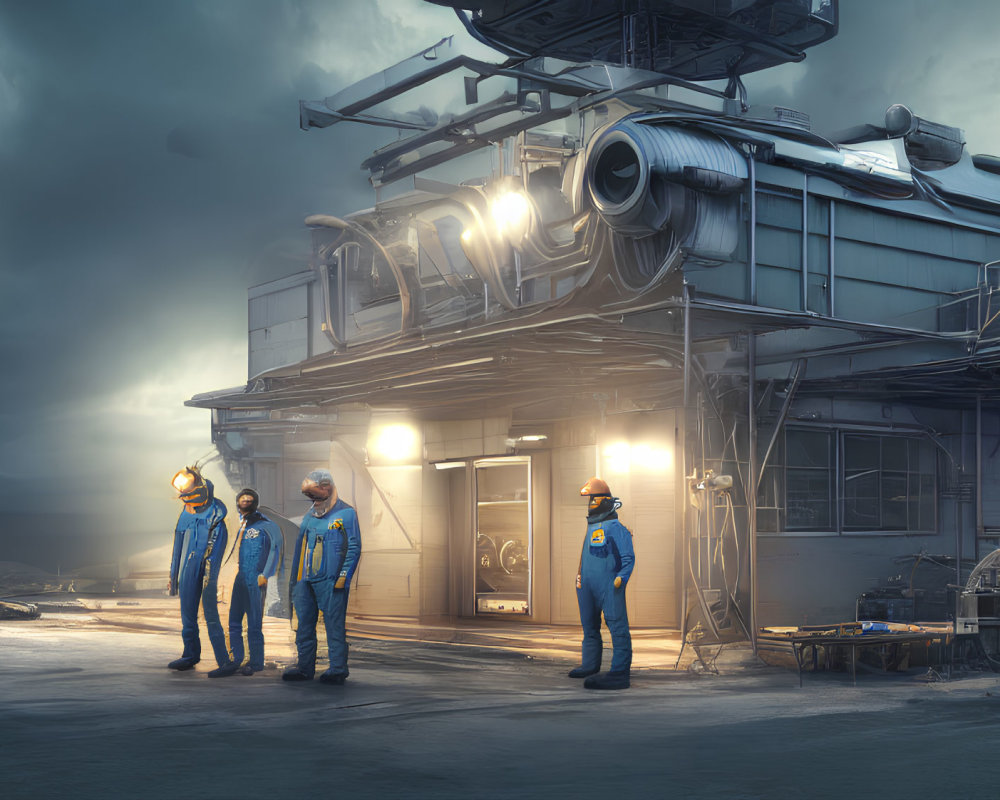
top-left (4, 595), bottom-right (1000, 799)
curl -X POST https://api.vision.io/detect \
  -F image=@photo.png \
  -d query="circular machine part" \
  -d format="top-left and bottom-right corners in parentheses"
top-left (586, 118), bottom-right (747, 290)
top-left (592, 141), bottom-right (643, 207)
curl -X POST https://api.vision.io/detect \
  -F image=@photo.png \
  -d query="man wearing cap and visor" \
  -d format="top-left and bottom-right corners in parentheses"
top-left (570, 477), bottom-right (635, 690)
top-left (283, 469), bottom-right (362, 684)
top-left (208, 488), bottom-right (283, 678)
top-left (167, 465), bottom-right (230, 672)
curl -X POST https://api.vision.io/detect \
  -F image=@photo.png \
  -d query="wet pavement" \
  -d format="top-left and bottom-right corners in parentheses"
top-left (4, 596), bottom-right (1000, 799)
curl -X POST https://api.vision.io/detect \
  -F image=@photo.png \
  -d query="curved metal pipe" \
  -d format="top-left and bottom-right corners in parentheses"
top-left (306, 214), bottom-right (413, 331)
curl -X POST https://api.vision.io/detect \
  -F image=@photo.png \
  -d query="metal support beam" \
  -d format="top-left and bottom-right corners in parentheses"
top-left (828, 198), bottom-right (836, 317)
top-left (977, 395), bottom-right (983, 563)
top-left (755, 359), bottom-right (805, 494)
top-left (747, 151), bottom-right (757, 305)
top-left (801, 173), bottom-right (809, 312)
top-left (748, 333), bottom-right (759, 656)
top-left (683, 284), bottom-right (692, 406)
top-left (675, 286), bottom-right (694, 668)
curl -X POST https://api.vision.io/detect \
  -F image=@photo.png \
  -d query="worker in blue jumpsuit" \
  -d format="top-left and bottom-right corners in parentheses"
top-left (569, 476), bottom-right (635, 690)
top-left (283, 469), bottom-right (362, 685)
top-left (167, 466), bottom-right (229, 672)
top-left (208, 489), bottom-right (283, 677)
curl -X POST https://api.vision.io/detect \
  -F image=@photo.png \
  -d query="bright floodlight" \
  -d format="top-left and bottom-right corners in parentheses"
top-left (603, 441), bottom-right (631, 474)
top-left (631, 443), bottom-right (670, 471)
top-left (490, 191), bottom-right (530, 238)
top-left (602, 441), bottom-right (671, 474)
top-left (373, 423), bottom-right (420, 462)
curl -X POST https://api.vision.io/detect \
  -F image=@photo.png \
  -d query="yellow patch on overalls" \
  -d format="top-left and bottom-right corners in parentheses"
top-left (590, 528), bottom-right (605, 545)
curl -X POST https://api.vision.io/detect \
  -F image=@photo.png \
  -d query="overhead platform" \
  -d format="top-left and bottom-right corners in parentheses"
top-left (430, 0), bottom-right (838, 80)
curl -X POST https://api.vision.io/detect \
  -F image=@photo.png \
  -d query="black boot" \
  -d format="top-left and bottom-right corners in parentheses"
top-left (207, 662), bottom-right (240, 678)
top-left (168, 656), bottom-right (198, 671)
top-left (282, 666), bottom-right (312, 681)
top-left (240, 665), bottom-right (256, 676)
top-left (567, 665), bottom-right (600, 678)
top-left (319, 668), bottom-right (349, 685)
top-left (583, 671), bottom-right (630, 690)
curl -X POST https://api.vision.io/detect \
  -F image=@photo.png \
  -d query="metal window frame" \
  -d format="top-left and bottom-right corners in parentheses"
top-left (840, 431), bottom-right (938, 535)
top-left (759, 423), bottom-right (939, 537)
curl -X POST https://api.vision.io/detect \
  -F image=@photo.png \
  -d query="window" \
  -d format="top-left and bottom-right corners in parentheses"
top-left (757, 426), bottom-right (936, 535)
top-left (843, 434), bottom-right (936, 532)
top-left (786, 429), bottom-right (834, 530)
top-left (414, 212), bottom-right (486, 328)
top-left (318, 231), bottom-right (402, 345)
top-left (757, 428), bottom-right (833, 533)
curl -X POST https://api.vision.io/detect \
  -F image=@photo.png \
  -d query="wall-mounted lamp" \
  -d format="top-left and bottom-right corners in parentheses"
top-left (506, 433), bottom-right (549, 450)
top-left (433, 460), bottom-right (467, 470)
top-left (601, 440), bottom-right (671, 473)
top-left (370, 422), bottom-right (421, 463)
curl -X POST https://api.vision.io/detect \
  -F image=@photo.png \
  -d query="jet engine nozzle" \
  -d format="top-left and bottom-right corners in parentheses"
top-left (587, 120), bottom-right (747, 240)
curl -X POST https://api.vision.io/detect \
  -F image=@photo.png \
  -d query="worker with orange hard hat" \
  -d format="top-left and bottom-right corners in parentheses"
top-left (570, 476), bottom-right (635, 689)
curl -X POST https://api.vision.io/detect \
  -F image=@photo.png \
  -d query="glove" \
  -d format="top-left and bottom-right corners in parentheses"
top-left (614, 576), bottom-right (622, 589)
top-left (575, 575), bottom-right (582, 589)
top-left (257, 575), bottom-right (267, 588)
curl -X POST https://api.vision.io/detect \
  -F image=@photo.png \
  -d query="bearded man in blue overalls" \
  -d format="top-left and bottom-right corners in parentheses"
top-left (283, 469), bottom-right (362, 685)
top-left (167, 466), bottom-right (229, 672)
top-left (569, 476), bottom-right (635, 690)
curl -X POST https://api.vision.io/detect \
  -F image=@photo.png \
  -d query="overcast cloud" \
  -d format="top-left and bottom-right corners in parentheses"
top-left (1, 0), bottom-right (999, 548)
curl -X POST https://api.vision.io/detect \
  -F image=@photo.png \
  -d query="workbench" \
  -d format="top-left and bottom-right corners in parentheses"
top-left (757, 623), bottom-right (953, 686)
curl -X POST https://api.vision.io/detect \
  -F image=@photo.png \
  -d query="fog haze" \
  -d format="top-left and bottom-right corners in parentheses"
top-left (1, 0), bottom-right (998, 562)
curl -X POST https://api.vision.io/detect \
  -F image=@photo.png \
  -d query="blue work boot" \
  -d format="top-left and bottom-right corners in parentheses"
top-left (583, 671), bottom-right (630, 690)
top-left (168, 656), bottom-right (198, 671)
top-left (319, 668), bottom-right (349, 685)
top-left (207, 662), bottom-right (240, 678)
top-left (282, 666), bottom-right (313, 681)
top-left (567, 665), bottom-right (600, 678)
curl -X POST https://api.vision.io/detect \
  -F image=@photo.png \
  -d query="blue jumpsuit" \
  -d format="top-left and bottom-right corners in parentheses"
top-left (227, 511), bottom-right (282, 671)
top-left (289, 498), bottom-right (362, 677)
top-left (577, 509), bottom-right (635, 675)
top-left (170, 495), bottom-right (229, 667)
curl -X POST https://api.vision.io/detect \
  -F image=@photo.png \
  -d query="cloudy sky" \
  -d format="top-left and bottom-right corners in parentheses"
top-left (1, 0), bottom-right (999, 549)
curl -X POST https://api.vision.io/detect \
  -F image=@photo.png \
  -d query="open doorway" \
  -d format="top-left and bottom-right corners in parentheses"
top-left (474, 456), bottom-right (531, 614)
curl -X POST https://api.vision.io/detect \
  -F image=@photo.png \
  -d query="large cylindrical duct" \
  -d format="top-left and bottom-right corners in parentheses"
top-left (587, 119), bottom-right (747, 241)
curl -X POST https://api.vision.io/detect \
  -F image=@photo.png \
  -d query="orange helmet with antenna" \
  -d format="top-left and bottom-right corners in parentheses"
top-left (171, 465), bottom-right (211, 511)
top-left (580, 476), bottom-right (613, 512)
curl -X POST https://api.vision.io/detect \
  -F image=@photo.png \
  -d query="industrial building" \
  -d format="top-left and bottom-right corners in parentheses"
top-left (188, 0), bottom-right (1000, 651)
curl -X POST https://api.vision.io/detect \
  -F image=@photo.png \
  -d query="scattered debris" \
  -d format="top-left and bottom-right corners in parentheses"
top-left (0, 561), bottom-right (64, 597)
top-left (916, 667), bottom-right (946, 683)
top-left (0, 600), bottom-right (41, 620)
